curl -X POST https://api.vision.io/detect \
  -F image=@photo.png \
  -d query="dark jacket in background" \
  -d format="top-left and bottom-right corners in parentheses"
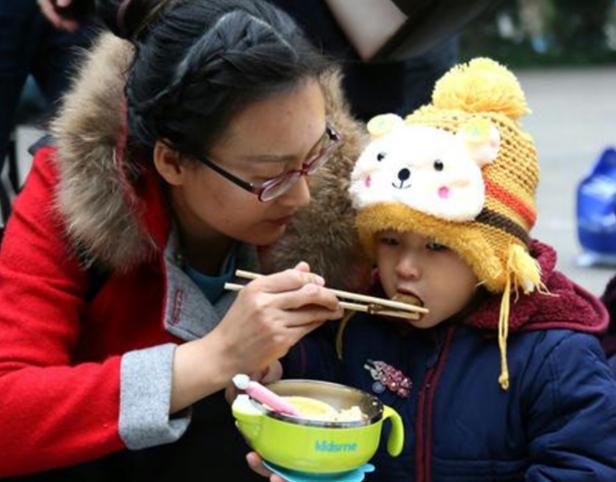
top-left (601, 274), bottom-right (616, 373)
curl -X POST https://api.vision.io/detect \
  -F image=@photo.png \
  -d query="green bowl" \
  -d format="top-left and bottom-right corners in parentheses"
top-left (232, 379), bottom-right (404, 474)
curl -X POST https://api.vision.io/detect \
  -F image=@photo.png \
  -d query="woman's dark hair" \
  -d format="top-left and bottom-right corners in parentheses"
top-left (95, 0), bottom-right (330, 157)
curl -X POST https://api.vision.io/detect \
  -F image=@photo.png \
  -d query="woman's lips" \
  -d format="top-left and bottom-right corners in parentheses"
top-left (267, 215), bottom-right (294, 226)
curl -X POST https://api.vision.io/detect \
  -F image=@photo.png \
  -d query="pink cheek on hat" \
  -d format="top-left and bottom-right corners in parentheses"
top-left (364, 175), bottom-right (372, 188)
top-left (438, 186), bottom-right (450, 199)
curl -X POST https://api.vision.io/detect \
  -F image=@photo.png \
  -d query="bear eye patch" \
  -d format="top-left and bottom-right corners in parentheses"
top-left (433, 160), bottom-right (444, 171)
top-left (377, 152), bottom-right (386, 161)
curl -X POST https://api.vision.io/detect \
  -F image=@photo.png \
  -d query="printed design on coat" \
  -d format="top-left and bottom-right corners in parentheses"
top-left (349, 113), bottom-right (500, 222)
top-left (364, 359), bottom-right (412, 398)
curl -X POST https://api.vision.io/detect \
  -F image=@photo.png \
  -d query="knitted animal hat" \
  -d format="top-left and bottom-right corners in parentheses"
top-left (349, 58), bottom-right (542, 390)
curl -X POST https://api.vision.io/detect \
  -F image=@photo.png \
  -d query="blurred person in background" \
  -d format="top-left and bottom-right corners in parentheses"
top-left (0, 0), bottom-right (94, 223)
top-left (269, 0), bottom-right (461, 122)
top-left (556, 0), bottom-right (614, 51)
top-left (518, 0), bottom-right (554, 53)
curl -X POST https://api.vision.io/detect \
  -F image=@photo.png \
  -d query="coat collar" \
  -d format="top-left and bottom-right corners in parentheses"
top-left (463, 240), bottom-right (609, 335)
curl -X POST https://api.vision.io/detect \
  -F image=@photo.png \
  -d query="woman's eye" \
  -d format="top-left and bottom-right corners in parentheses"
top-left (426, 240), bottom-right (448, 251)
top-left (433, 160), bottom-right (444, 171)
top-left (257, 171), bottom-right (285, 182)
top-left (377, 152), bottom-right (386, 161)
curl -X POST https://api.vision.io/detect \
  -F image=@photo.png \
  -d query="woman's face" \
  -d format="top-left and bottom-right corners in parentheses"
top-left (163, 79), bottom-right (327, 246)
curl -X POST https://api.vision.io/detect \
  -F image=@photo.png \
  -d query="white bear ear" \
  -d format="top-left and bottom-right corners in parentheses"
top-left (366, 114), bottom-right (405, 140)
top-left (457, 118), bottom-right (501, 167)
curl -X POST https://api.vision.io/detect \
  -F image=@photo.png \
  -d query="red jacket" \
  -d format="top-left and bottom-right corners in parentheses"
top-left (0, 145), bottom-right (171, 475)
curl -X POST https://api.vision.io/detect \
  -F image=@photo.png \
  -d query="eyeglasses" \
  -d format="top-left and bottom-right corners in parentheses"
top-left (195, 123), bottom-right (342, 202)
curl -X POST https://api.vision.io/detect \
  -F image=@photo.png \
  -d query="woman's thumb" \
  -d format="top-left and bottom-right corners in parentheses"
top-left (294, 261), bottom-right (311, 272)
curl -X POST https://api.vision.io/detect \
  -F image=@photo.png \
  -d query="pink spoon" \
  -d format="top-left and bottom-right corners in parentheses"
top-left (232, 374), bottom-right (301, 417)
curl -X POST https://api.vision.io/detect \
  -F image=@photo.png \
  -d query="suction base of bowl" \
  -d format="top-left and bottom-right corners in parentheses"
top-left (262, 461), bottom-right (375, 482)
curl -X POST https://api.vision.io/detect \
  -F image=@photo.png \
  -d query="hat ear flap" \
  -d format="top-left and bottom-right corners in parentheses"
top-left (457, 118), bottom-right (501, 167)
top-left (367, 114), bottom-right (404, 140)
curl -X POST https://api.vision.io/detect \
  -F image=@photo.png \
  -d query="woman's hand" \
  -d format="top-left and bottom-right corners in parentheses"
top-left (214, 261), bottom-right (342, 376)
top-left (37, 0), bottom-right (80, 31)
top-left (246, 452), bottom-right (286, 482)
top-left (171, 262), bottom-right (341, 413)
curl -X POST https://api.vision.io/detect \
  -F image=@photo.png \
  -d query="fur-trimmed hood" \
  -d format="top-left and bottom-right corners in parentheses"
top-left (50, 33), bottom-right (368, 289)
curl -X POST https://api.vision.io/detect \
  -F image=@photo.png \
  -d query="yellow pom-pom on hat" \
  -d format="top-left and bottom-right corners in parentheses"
top-left (351, 58), bottom-right (543, 390)
top-left (432, 57), bottom-right (531, 120)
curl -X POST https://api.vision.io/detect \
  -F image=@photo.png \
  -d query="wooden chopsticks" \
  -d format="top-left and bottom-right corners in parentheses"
top-left (223, 269), bottom-right (428, 321)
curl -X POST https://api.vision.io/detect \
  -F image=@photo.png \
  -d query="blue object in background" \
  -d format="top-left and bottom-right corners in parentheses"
top-left (576, 147), bottom-right (616, 266)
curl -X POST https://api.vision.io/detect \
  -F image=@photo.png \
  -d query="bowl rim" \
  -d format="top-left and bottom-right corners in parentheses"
top-left (255, 379), bottom-right (383, 428)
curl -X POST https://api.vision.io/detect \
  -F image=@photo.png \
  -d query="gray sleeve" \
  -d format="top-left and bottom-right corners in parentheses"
top-left (119, 343), bottom-right (191, 450)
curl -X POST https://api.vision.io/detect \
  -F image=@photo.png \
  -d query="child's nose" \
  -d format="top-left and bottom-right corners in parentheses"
top-left (395, 253), bottom-right (422, 280)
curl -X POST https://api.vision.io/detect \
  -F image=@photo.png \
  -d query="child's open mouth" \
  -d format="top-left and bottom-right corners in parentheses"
top-left (392, 293), bottom-right (425, 321)
top-left (392, 292), bottom-right (424, 307)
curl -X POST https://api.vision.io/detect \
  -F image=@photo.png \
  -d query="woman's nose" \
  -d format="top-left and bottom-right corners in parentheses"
top-left (278, 176), bottom-right (310, 208)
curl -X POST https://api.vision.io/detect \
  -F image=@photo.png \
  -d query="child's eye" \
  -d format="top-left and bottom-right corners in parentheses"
top-left (377, 152), bottom-right (387, 161)
top-left (433, 160), bottom-right (444, 171)
top-left (426, 240), bottom-right (448, 251)
top-left (378, 236), bottom-right (399, 246)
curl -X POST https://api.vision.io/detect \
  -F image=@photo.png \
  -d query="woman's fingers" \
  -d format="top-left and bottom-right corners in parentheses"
top-left (251, 267), bottom-right (325, 294)
top-left (224, 383), bottom-right (239, 405)
top-left (293, 261), bottom-right (310, 272)
top-left (259, 361), bottom-right (283, 384)
top-left (240, 263), bottom-right (342, 315)
top-left (285, 319), bottom-right (329, 345)
top-left (37, 0), bottom-right (79, 31)
top-left (274, 283), bottom-right (341, 312)
top-left (246, 452), bottom-right (270, 477)
top-left (246, 453), bottom-right (286, 482)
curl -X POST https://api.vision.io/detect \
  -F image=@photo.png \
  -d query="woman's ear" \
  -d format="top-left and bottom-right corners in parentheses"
top-left (153, 141), bottom-right (186, 186)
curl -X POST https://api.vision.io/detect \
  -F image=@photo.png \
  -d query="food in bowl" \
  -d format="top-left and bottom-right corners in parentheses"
top-left (283, 396), bottom-right (367, 423)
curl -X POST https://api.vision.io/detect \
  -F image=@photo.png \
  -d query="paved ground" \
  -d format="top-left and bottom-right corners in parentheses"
top-left (517, 67), bottom-right (616, 295)
top-left (13, 67), bottom-right (616, 295)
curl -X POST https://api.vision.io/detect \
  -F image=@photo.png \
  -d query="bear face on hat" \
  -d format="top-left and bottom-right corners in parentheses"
top-left (350, 114), bottom-right (500, 223)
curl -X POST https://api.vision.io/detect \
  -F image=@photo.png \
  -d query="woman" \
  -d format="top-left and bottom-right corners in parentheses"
top-left (0, 0), bottom-right (365, 479)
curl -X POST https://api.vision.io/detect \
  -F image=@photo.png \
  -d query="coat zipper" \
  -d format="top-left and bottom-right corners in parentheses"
top-left (415, 325), bottom-right (456, 482)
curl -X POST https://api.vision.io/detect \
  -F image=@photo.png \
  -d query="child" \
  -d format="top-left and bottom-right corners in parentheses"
top-left (281, 58), bottom-right (616, 481)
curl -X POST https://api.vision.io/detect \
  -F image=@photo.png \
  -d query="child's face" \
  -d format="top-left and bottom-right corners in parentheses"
top-left (376, 230), bottom-right (478, 328)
